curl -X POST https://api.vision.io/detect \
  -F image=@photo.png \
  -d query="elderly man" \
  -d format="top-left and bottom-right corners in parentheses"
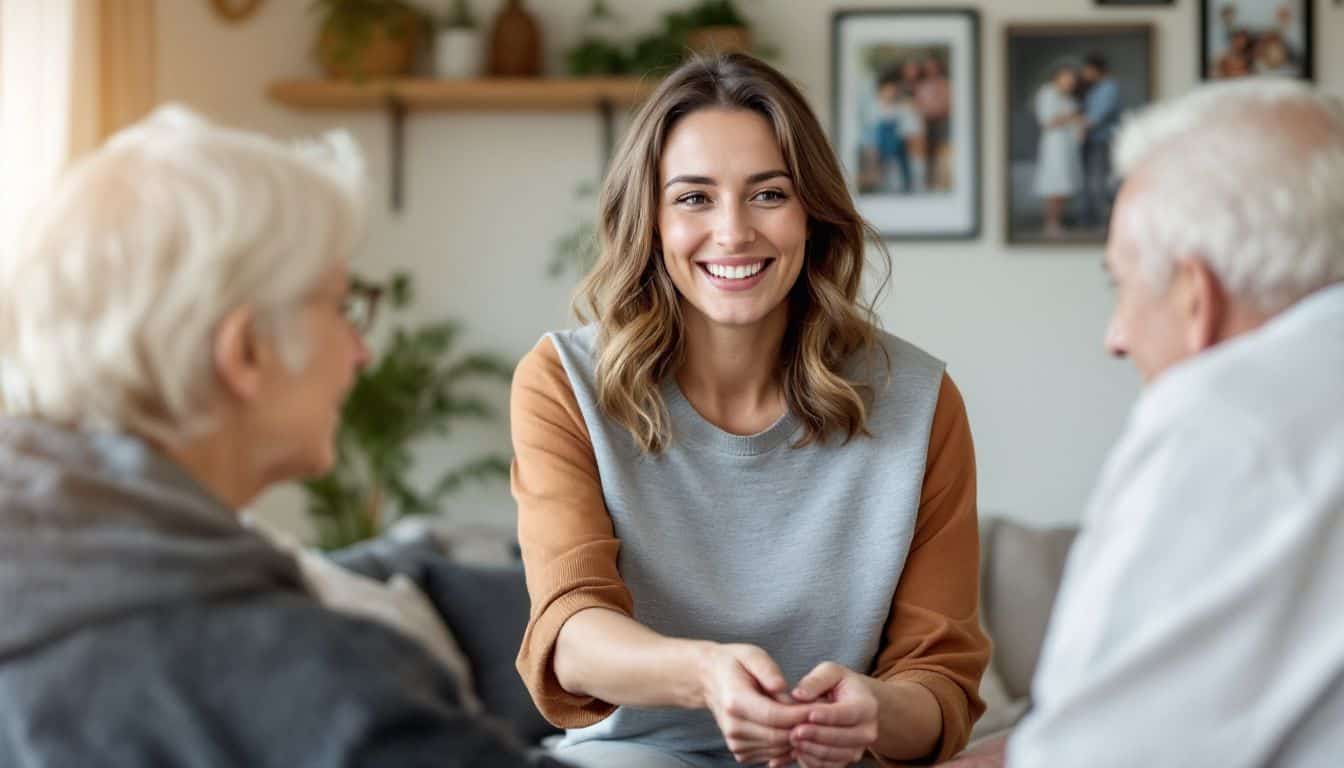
top-left (0, 108), bottom-right (566, 767)
top-left (961, 80), bottom-right (1344, 766)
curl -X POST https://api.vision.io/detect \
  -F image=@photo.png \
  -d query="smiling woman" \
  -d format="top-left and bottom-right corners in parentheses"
top-left (513, 53), bottom-right (991, 768)
top-left (659, 110), bottom-right (808, 362)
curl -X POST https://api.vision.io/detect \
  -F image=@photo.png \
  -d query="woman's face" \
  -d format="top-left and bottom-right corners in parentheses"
top-left (658, 108), bottom-right (808, 332)
top-left (1054, 69), bottom-right (1077, 92)
top-left (255, 262), bottom-right (370, 481)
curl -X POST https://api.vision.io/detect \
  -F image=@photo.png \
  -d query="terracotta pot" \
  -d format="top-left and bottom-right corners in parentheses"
top-left (686, 25), bottom-right (752, 56)
top-left (317, 13), bottom-right (421, 80)
top-left (489, 0), bottom-right (542, 77)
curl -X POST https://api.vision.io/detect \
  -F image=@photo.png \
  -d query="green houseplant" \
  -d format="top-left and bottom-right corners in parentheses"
top-left (567, 0), bottom-right (763, 79)
top-left (682, 0), bottom-right (751, 56)
top-left (302, 272), bottom-right (514, 549)
top-left (567, 0), bottom-right (628, 76)
top-left (311, 0), bottom-right (429, 80)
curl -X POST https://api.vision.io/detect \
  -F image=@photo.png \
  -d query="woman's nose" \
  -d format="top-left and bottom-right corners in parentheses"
top-left (714, 203), bottom-right (756, 253)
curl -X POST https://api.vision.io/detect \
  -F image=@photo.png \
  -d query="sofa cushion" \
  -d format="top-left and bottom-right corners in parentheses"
top-left (330, 528), bottom-right (558, 744)
top-left (327, 526), bottom-right (444, 581)
top-left (419, 560), bottom-right (562, 745)
top-left (979, 517), bottom-right (1077, 701)
top-left (249, 517), bottom-right (481, 712)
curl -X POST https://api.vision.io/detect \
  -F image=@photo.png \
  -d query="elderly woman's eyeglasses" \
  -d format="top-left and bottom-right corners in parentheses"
top-left (342, 278), bottom-right (382, 335)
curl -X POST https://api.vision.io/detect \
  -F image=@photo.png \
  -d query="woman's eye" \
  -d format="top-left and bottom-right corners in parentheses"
top-left (753, 189), bottom-right (787, 203)
top-left (677, 192), bottom-right (710, 206)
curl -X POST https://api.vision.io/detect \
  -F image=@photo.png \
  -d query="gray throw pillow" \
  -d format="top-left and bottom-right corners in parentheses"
top-left (420, 561), bottom-right (562, 746)
top-left (979, 517), bottom-right (1077, 701)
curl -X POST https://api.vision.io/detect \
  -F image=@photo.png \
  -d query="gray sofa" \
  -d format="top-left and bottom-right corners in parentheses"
top-left (971, 517), bottom-right (1077, 744)
top-left (334, 516), bottom-right (1079, 760)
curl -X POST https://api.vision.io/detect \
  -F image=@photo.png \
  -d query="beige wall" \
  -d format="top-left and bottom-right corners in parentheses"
top-left (157, 0), bottom-right (1344, 537)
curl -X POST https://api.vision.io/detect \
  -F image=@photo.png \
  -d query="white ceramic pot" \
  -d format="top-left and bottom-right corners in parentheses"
top-left (434, 27), bottom-right (481, 79)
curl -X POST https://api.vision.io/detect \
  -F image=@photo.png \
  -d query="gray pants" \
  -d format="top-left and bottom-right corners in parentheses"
top-left (553, 741), bottom-right (882, 768)
top-left (552, 741), bottom-right (716, 767)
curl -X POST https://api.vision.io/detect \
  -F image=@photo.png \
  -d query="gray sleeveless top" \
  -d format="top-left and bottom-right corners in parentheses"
top-left (548, 324), bottom-right (945, 761)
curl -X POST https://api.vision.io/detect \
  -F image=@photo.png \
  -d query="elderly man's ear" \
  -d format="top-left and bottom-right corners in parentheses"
top-left (1173, 257), bottom-right (1228, 355)
top-left (212, 306), bottom-right (268, 401)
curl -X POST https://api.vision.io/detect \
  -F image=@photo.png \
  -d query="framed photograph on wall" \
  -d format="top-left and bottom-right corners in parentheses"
top-left (832, 9), bottom-right (981, 240)
top-left (1004, 24), bottom-right (1155, 245)
top-left (1201, 0), bottom-right (1312, 80)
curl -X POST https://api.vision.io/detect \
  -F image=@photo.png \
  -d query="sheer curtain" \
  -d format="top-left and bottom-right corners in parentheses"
top-left (0, 0), bottom-right (155, 247)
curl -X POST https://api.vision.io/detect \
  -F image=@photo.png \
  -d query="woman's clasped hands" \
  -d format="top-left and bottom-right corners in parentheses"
top-left (699, 645), bottom-right (880, 768)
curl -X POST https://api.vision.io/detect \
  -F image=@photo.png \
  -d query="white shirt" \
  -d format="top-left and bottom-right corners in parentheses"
top-left (1009, 283), bottom-right (1344, 768)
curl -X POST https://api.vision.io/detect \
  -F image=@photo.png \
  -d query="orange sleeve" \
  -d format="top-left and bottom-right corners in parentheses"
top-left (512, 336), bottom-right (633, 728)
top-left (870, 373), bottom-right (990, 766)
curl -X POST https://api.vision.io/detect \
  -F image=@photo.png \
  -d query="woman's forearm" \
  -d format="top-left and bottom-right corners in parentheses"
top-left (863, 676), bottom-right (943, 761)
top-left (554, 607), bottom-right (713, 710)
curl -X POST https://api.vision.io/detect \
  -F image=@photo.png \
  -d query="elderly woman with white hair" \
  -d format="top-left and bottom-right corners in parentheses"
top-left (0, 108), bottom-right (566, 767)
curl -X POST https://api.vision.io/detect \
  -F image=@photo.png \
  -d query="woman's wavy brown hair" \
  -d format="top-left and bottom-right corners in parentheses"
top-left (576, 53), bottom-right (890, 454)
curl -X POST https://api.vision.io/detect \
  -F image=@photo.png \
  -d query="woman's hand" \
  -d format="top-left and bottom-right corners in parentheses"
top-left (781, 662), bottom-right (880, 768)
top-left (698, 643), bottom-right (811, 765)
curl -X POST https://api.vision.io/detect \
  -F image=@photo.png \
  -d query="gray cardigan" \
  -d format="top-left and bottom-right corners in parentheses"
top-left (0, 416), bottom-right (564, 768)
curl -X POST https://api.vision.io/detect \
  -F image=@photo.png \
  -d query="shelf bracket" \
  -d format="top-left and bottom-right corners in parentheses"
top-left (386, 93), bottom-right (408, 212)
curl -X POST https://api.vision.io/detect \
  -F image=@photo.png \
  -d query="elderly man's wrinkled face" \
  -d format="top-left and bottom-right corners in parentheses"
top-left (259, 262), bottom-right (371, 478)
top-left (1103, 180), bottom-right (1192, 384)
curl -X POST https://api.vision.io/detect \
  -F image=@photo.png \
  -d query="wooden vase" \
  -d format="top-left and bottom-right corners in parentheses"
top-left (488, 0), bottom-right (542, 77)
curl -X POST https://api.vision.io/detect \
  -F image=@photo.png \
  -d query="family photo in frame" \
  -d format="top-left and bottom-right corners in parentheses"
top-left (832, 9), bottom-right (982, 240)
top-left (1003, 24), bottom-right (1155, 244)
top-left (1201, 0), bottom-right (1313, 80)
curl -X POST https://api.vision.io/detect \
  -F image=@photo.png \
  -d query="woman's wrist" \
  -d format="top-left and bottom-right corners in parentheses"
top-left (682, 638), bottom-right (721, 710)
top-left (864, 675), bottom-right (943, 761)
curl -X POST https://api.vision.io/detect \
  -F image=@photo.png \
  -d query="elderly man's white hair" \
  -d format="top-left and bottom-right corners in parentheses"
top-left (1112, 79), bottom-right (1344, 312)
top-left (0, 105), bottom-right (367, 444)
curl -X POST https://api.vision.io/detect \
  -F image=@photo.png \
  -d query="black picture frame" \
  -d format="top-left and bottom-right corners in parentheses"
top-left (831, 8), bottom-right (982, 240)
top-left (1003, 24), bottom-right (1157, 246)
top-left (1200, 0), bottom-right (1313, 80)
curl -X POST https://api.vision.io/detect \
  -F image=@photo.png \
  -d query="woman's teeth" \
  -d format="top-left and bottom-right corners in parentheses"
top-left (704, 262), bottom-right (765, 280)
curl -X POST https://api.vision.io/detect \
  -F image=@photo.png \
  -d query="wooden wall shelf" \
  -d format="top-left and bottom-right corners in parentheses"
top-left (267, 77), bottom-right (657, 111)
top-left (267, 77), bottom-right (657, 211)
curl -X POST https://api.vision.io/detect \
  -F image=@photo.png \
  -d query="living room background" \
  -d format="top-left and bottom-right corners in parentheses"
top-left (152, 0), bottom-right (1344, 540)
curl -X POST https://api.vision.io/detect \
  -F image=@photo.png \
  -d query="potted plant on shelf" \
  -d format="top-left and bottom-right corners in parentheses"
top-left (683, 0), bottom-right (751, 56)
top-left (311, 0), bottom-right (429, 80)
top-left (566, 0), bottom-right (627, 77)
top-left (301, 272), bottom-right (514, 550)
top-left (434, 0), bottom-right (481, 79)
